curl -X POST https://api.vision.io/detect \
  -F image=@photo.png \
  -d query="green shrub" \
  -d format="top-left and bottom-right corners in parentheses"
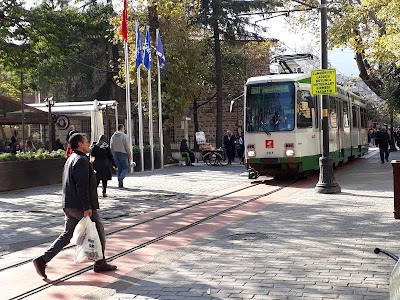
top-left (132, 144), bottom-right (160, 153)
top-left (0, 149), bottom-right (65, 162)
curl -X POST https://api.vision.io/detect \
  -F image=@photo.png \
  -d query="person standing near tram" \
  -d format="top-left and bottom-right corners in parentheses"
top-left (375, 126), bottom-right (390, 163)
top-left (223, 130), bottom-right (236, 165)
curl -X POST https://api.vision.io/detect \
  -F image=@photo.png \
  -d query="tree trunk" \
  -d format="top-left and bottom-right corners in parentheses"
top-left (163, 124), bottom-right (172, 161)
top-left (212, 2), bottom-right (223, 148)
top-left (355, 52), bottom-right (382, 97)
top-left (193, 98), bottom-right (199, 151)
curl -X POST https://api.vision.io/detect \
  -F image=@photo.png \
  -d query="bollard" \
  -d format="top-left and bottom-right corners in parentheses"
top-left (392, 160), bottom-right (400, 219)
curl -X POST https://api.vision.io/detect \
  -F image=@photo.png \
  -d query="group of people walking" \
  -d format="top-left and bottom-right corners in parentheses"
top-left (32, 124), bottom-right (247, 280)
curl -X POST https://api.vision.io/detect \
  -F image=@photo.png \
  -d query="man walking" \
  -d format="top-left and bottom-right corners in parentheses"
top-left (223, 130), bottom-right (236, 165)
top-left (32, 133), bottom-right (117, 279)
top-left (375, 126), bottom-right (390, 163)
top-left (110, 124), bottom-right (132, 188)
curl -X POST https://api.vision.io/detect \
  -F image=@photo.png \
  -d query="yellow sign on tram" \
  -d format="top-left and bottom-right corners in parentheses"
top-left (311, 69), bottom-right (336, 96)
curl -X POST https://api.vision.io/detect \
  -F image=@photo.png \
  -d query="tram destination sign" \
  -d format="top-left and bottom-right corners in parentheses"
top-left (311, 69), bottom-right (336, 96)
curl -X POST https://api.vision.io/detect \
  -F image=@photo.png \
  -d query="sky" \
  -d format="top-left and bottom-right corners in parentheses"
top-left (258, 16), bottom-right (360, 77)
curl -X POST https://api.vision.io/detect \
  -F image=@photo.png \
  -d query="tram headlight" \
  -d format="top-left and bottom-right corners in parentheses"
top-left (247, 150), bottom-right (256, 157)
top-left (285, 149), bottom-right (295, 157)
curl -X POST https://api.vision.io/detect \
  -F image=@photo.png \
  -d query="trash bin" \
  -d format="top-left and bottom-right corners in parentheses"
top-left (392, 160), bottom-right (400, 219)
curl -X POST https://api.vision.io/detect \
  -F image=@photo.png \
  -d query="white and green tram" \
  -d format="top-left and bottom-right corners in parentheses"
top-left (244, 73), bottom-right (369, 179)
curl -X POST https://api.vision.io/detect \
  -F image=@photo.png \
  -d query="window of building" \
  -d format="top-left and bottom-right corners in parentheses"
top-left (81, 119), bottom-right (91, 136)
top-left (170, 118), bottom-right (176, 142)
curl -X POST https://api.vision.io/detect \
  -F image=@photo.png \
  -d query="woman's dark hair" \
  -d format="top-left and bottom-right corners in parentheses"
top-left (180, 139), bottom-right (187, 146)
top-left (69, 133), bottom-right (87, 150)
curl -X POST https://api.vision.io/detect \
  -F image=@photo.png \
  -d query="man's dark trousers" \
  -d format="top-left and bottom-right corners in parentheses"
top-left (380, 146), bottom-right (390, 163)
top-left (42, 208), bottom-right (106, 263)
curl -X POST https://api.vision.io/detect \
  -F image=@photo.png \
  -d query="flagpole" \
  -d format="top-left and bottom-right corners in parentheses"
top-left (156, 28), bottom-right (164, 169)
top-left (121, 0), bottom-right (132, 172)
top-left (146, 26), bottom-right (154, 171)
top-left (124, 40), bottom-right (133, 171)
top-left (136, 22), bottom-right (144, 172)
top-left (148, 66), bottom-right (154, 170)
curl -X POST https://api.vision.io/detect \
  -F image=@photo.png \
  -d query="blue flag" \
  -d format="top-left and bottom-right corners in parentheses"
top-left (143, 27), bottom-right (152, 70)
top-left (156, 31), bottom-right (166, 73)
top-left (135, 25), bottom-right (142, 70)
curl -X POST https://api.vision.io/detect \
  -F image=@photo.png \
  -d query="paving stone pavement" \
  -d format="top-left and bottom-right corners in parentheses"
top-left (2, 147), bottom-right (399, 299)
top-left (0, 163), bottom-right (249, 256)
top-left (104, 147), bottom-right (400, 300)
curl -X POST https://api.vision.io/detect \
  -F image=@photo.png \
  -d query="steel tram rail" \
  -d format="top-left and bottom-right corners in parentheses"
top-left (0, 180), bottom-right (268, 273)
top-left (9, 182), bottom-right (289, 300)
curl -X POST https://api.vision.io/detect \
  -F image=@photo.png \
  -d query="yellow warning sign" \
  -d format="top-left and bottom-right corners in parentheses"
top-left (311, 69), bottom-right (336, 96)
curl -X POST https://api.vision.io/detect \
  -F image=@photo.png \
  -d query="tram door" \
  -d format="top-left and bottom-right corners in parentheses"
top-left (329, 97), bottom-right (340, 154)
top-left (337, 100), bottom-right (344, 158)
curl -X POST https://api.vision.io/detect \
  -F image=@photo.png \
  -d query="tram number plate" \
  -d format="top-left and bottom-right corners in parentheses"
top-left (265, 140), bottom-right (274, 148)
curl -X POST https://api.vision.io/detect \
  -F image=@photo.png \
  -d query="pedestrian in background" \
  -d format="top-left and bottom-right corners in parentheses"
top-left (223, 130), bottom-right (236, 165)
top-left (9, 130), bottom-right (17, 147)
top-left (110, 124), bottom-right (132, 188)
top-left (54, 139), bottom-right (65, 151)
top-left (375, 126), bottom-right (390, 163)
top-left (65, 125), bottom-right (78, 157)
top-left (179, 139), bottom-right (195, 164)
top-left (25, 140), bottom-right (36, 152)
top-left (91, 135), bottom-right (116, 198)
top-left (236, 133), bottom-right (245, 164)
top-left (10, 142), bottom-right (21, 154)
top-left (32, 133), bottom-right (117, 279)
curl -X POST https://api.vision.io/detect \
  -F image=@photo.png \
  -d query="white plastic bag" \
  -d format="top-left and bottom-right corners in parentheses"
top-left (74, 217), bottom-right (103, 263)
top-left (71, 216), bottom-right (89, 246)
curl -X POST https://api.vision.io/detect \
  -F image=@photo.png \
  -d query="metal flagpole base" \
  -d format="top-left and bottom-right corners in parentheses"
top-left (315, 157), bottom-right (341, 194)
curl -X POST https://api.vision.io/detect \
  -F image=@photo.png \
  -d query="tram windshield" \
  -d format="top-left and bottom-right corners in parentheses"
top-left (246, 82), bottom-right (295, 132)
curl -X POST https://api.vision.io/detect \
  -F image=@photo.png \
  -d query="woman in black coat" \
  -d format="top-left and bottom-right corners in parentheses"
top-left (91, 135), bottom-right (116, 197)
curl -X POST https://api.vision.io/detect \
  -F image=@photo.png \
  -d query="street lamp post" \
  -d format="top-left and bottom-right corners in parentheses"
top-left (45, 97), bottom-right (55, 152)
top-left (315, 0), bottom-right (341, 194)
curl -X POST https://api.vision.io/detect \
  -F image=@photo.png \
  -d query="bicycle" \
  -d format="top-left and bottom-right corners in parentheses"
top-left (202, 148), bottom-right (229, 166)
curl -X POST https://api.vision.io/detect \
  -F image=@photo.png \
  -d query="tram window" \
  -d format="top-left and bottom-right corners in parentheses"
top-left (343, 101), bottom-right (350, 127)
top-left (246, 82), bottom-right (295, 132)
top-left (297, 90), bottom-right (313, 128)
top-left (361, 107), bottom-right (368, 128)
top-left (337, 99), bottom-right (343, 129)
top-left (352, 105), bottom-right (358, 128)
top-left (329, 97), bottom-right (338, 128)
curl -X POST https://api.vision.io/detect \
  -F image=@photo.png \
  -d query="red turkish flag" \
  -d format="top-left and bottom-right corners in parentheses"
top-left (121, 0), bottom-right (128, 41)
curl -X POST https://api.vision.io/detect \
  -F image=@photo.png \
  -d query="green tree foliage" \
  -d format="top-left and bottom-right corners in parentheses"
top-left (195, 0), bottom-right (281, 146)
top-left (283, 0), bottom-right (400, 106)
top-left (112, 0), bottom-right (213, 123)
top-left (0, 0), bottom-right (118, 102)
top-left (0, 68), bottom-right (20, 99)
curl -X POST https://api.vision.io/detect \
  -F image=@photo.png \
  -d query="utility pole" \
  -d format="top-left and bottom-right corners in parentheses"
top-left (315, 0), bottom-right (341, 194)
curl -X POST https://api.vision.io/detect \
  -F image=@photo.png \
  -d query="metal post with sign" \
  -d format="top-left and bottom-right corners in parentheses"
top-left (313, 0), bottom-right (341, 194)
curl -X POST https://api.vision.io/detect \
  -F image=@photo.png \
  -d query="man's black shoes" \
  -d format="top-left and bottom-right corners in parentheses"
top-left (33, 257), bottom-right (47, 279)
top-left (94, 259), bottom-right (117, 272)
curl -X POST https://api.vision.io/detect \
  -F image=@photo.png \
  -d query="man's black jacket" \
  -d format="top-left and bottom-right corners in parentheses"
top-left (62, 150), bottom-right (99, 211)
top-left (375, 131), bottom-right (390, 148)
